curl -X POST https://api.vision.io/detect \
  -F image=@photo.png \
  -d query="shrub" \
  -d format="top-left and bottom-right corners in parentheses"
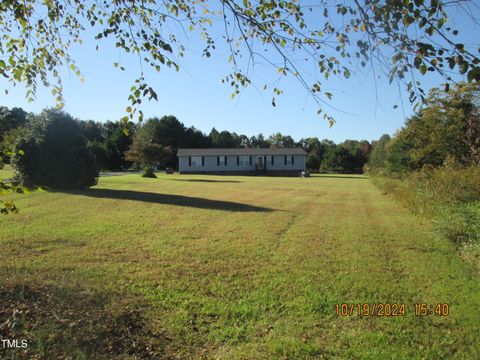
top-left (141, 166), bottom-right (156, 178)
top-left (433, 202), bottom-right (480, 244)
top-left (11, 109), bottom-right (98, 189)
top-left (373, 166), bottom-right (480, 244)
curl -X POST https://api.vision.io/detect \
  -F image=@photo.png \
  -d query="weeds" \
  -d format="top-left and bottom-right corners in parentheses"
top-left (374, 166), bottom-right (480, 244)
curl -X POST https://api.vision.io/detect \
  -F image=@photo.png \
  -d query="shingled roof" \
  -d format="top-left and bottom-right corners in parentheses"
top-left (177, 148), bottom-right (306, 156)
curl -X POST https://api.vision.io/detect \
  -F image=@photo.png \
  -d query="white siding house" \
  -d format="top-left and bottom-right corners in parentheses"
top-left (177, 148), bottom-right (307, 175)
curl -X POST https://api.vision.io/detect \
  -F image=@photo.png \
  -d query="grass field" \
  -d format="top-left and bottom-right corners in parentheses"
top-left (1, 167), bottom-right (479, 359)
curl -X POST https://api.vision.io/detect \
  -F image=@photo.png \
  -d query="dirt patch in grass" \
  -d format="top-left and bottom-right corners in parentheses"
top-left (0, 282), bottom-right (173, 359)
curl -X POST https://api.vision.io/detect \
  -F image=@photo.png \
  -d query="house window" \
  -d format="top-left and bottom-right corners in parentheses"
top-left (285, 155), bottom-right (294, 165)
top-left (190, 156), bottom-right (203, 167)
top-left (218, 155), bottom-right (226, 166)
top-left (266, 156), bottom-right (274, 165)
top-left (238, 156), bottom-right (250, 166)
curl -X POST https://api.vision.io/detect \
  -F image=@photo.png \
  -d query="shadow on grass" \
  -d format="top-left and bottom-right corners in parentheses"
top-left (64, 188), bottom-right (272, 212)
top-left (168, 179), bottom-right (242, 183)
top-left (0, 282), bottom-right (171, 359)
top-left (314, 174), bottom-right (370, 180)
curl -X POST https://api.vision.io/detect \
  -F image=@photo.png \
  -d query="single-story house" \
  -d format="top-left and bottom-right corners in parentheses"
top-left (177, 148), bottom-right (307, 176)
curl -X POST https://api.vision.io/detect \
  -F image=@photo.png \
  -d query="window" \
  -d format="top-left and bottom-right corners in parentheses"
top-left (266, 155), bottom-right (274, 165)
top-left (217, 156), bottom-right (226, 166)
top-left (238, 156), bottom-right (250, 166)
top-left (190, 156), bottom-right (203, 167)
top-left (285, 155), bottom-right (294, 165)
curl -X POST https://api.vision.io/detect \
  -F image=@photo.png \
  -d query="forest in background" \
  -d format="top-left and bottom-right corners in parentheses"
top-left (0, 107), bottom-right (372, 174)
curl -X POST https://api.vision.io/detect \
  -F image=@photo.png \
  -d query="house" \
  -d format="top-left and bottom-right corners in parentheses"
top-left (177, 148), bottom-right (307, 176)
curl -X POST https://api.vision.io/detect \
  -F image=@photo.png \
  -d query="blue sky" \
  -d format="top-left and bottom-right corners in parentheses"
top-left (1, 3), bottom-right (478, 143)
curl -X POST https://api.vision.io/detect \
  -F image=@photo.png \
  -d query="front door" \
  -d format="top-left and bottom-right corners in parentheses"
top-left (257, 156), bottom-right (264, 170)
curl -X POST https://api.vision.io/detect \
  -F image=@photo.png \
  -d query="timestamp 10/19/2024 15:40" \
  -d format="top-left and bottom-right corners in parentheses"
top-left (334, 303), bottom-right (449, 317)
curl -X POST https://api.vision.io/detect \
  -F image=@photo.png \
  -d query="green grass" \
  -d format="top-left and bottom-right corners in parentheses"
top-left (0, 164), bottom-right (13, 179)
top-left (1, 172), bottom-right (479, 359)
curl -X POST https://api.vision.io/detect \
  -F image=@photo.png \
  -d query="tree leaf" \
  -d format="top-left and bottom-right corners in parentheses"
top-left (467, 67), bottom-right (480, 82)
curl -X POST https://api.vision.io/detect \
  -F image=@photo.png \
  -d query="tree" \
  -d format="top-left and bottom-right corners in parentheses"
top-left (86, 140), bottom-right (110, 170)
top-left (209, 128), bottom-right (221, 147)
top-left (368, 134), bottom-right (391, 170)
top-left (385, 133), bottom-right (413, 173)
top-left (0, 106), bottom-right (27, 143)
top-left (79, 118), bottom-right (138, 171)
top-left (104, 122), bottom-right (136, 170)
top-left (299, 137), bottom-right (322, 171)
top-left (184, 126), bottom-right (211, 149)
top-left (137, 116), bottom-right (187, 167)
top-left (0, 126), bottom-right (28, 163)
top-left (239, 134), bottom-right (251, 148)
top-left (321, 146), bottom-right (360, 174)
top-left (125, 135), bottom-right (172, 175)
top-left (78, 120), bottom-right (104, 143)
top-left (250, 134), bottom-right (270, 148)
top-left (0, 107), bottom-right (28, 213)
top-left (306, 152), bottom-right (321, 172)
top-left (210, 130), bottom-right (241, 148)
top-left (403, 83), bottom-right (480, 167)
top-left (339, 140), bottom-right (371, 173)
top-left (148, 116), bottom-right (187, 147)
top-left (11, 109), bottom-right (98, 189)
top-left (268, 133), bottom-right (296, 148)
top-left (381, 82), bottom-right (480, 173)
top-left (1, 1), bottom-right (478, 125)
top-left (125, 118), bottom-right (175, 170)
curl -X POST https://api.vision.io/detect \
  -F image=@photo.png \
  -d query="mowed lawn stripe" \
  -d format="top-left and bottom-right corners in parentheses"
top-left (0, 172), bottom-right (479, 359)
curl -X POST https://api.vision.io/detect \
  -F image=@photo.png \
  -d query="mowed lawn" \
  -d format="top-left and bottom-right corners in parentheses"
top-left (1, 168), bottom-right (479, 359)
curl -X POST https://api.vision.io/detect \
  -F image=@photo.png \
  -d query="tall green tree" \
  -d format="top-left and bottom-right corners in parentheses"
top-left (385, 132), bottom-right (414, 173)
top-left (382, 82), bottom-right (480, 173)
top-left (321, 146), bottom-right (359, 174)
top-left (268, 133), bottom-right (296, 148)
top-left (139, 116), bottom-right (186, 167)
top-left (403, 83), bottom-right (480, 167)
top-left (185, 126), bottom-right (212, 148)
top-left (11, 109), bottom-right (98, 189)
top-left (368, 134), bottom-right (391, 170)
top-left (299, 137), bottom-right (335, 171)
top-left (0, 126), bottom-right (27, 163)
top-left (77, 120), bottom-right (104, 143)
top-left (300, 137), bottom-right (322, 170)
top-left (0, 106), bottom-right (27, 142)
top-left (339, 140), bottom-right (371, 173)
top-left (249, 134), bottom-right (270, 148)
top-left (125, 120), bottom-right (173, 171)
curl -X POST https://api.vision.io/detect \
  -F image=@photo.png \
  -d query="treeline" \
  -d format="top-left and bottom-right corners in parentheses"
top-left (0, 107), bottom-right (135, 171)
top-left (123, 116), bottom-right (373, 173)
top-left (1, 109), bottom-right (373, 174)
top-left (366, 83), bottom-right (480, 249)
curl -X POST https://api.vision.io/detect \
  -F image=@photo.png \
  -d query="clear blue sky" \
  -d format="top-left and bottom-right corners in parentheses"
top-left (1, 3), bottom-right (478, 143)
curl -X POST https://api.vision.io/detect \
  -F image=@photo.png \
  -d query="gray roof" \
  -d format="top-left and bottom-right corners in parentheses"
top-left (177, 148), bottom-right (306, 156)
